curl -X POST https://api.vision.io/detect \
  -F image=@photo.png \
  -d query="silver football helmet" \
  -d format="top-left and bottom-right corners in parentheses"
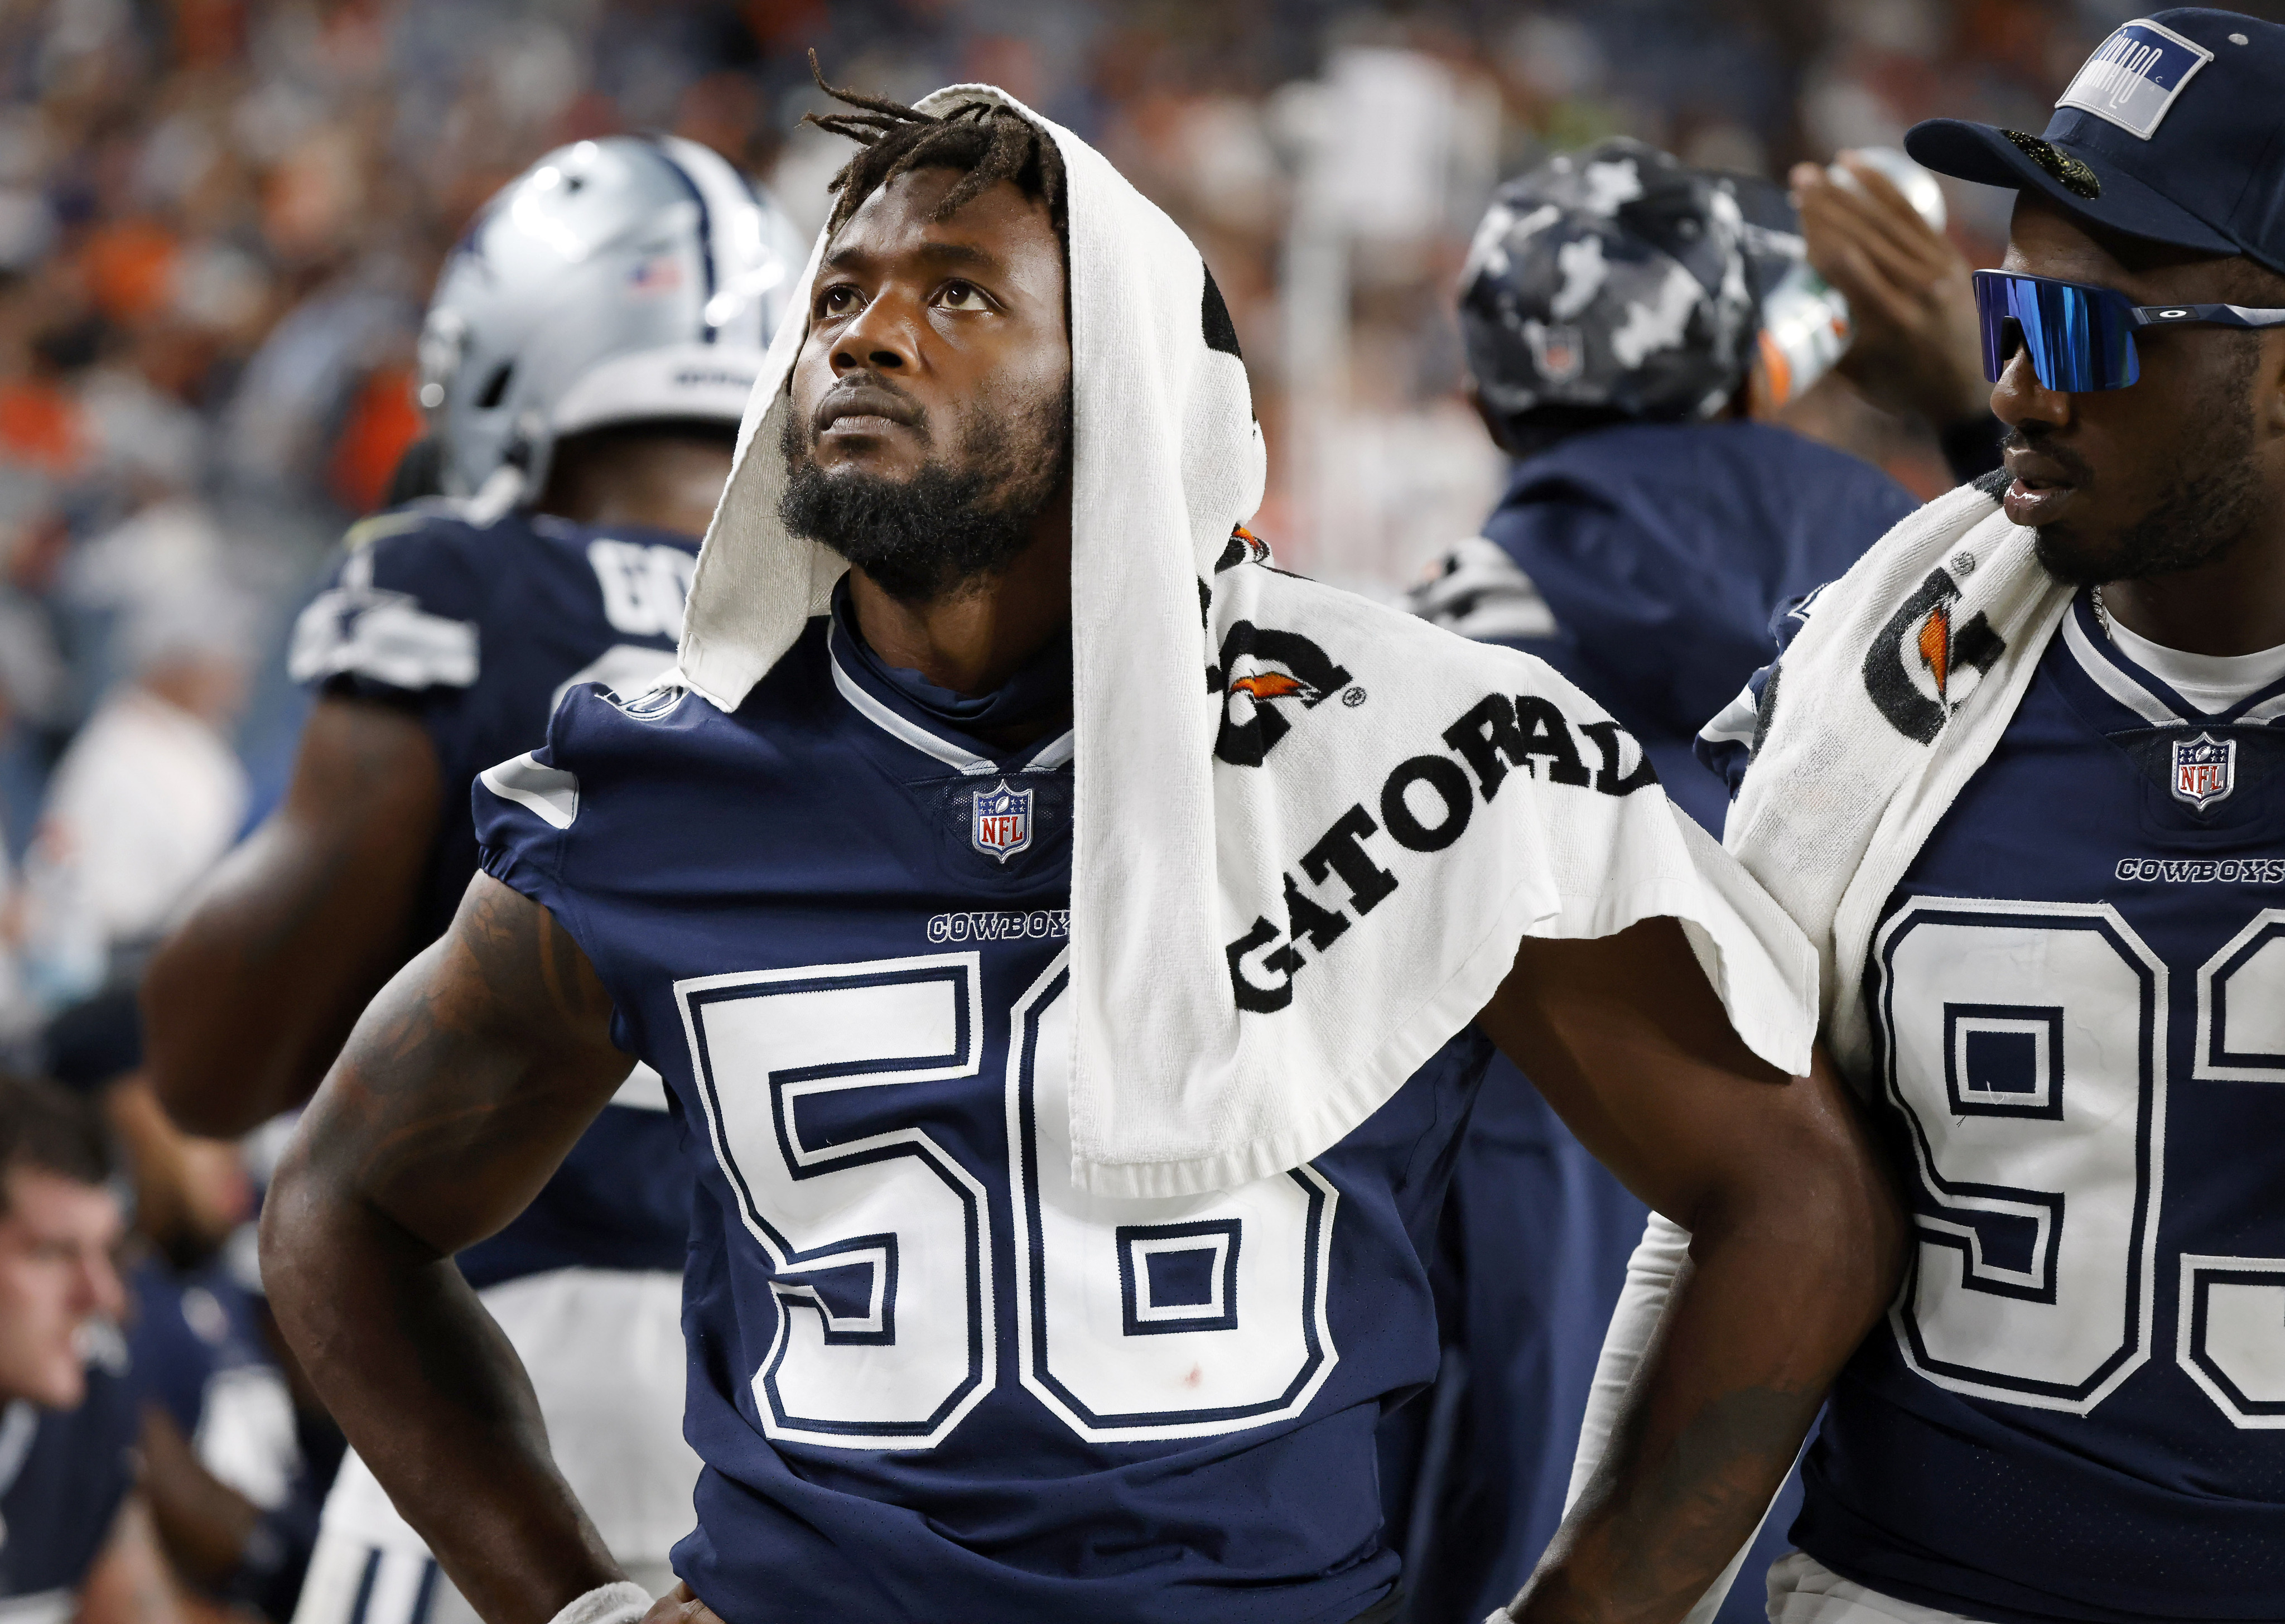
top-left (417, 134), bottom-right (803, 503)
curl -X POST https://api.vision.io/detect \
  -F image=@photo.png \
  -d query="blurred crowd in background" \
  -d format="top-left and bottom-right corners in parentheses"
top-left (0, 0), bottom-right (2262, 1614)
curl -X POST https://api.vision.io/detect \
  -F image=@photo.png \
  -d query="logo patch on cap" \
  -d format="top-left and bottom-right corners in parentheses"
top-left (2002, 131), bottom-right (2101, 199)
top-left (2056, 17), bottom-right (2214, 140)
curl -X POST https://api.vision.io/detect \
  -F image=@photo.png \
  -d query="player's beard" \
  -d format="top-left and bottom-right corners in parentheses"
top-left (2029, 338), bottom-right (2265, 587)
top-left (778, 377), bottom-right (1073, 604)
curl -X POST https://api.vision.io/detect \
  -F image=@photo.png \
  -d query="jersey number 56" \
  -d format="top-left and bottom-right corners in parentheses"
top-left (672, 952), bottom-right (1340, 1449)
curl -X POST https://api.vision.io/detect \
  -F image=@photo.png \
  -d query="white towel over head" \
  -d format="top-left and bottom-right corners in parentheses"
top-left (676, 83), bottom-right (1818, 1198)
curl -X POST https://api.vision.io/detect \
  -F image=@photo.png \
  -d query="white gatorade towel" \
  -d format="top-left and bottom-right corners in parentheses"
top-left (675, 83), bottom-right (1817, 1198)
top-left (1714, 473), bottom-right (2072, 1076)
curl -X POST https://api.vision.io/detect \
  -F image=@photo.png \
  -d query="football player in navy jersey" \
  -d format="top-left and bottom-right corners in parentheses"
top-left (0, 1072), bottom-right (182, 1624)
top-left (142, 136), bottom-right (797, 1624)
top-left (1656, 12), bottom-right (2285, 1623)
top-left (1397, 143), bottom-right (1919, 1624)
top-left (259, 80), bottom-right (1904, 1624)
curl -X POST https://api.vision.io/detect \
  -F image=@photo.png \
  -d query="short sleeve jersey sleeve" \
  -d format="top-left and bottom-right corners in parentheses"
top-left (472, 706), bottom-right (582, 914)
top-left (472, 666), bottom-right (620, 940)
top-left (287, 507), bottom-right (486, 716)
top-left (474, 746), bottom-right (577, 909)
top-left (473, 686), bottom-right (648, 1056)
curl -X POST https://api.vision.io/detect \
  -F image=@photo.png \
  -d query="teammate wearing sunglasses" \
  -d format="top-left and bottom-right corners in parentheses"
top-left (1570, 11), bottom-right (2285, 1624)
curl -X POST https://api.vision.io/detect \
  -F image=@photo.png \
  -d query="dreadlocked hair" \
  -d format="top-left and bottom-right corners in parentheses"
top-left (803, 54), bottom-right (1068, 251)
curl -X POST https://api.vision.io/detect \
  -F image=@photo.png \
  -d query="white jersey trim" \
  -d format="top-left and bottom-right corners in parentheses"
top-left (479, 753), bottom-right (580, 830)
top-left (826, 623), bottom-right (996, 776)
top-left (2104, 611), bottom-right (2285, 714)
top-left (2059, 604), bottom-right (2180, 726)
top-left (289, 547), bottom-right (480, 693)
top-left (1024, 730), bottom-right (1075, 770)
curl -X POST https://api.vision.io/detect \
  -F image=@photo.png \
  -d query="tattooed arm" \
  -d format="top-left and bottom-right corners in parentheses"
top-left (261, 873), bottom-right (637, 1624)
top-left (1477, 919), bottom-right (1905, 1624)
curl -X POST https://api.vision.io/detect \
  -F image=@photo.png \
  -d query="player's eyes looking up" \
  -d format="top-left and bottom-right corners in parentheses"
top-left (812, 278), bottom-right (1001, 322)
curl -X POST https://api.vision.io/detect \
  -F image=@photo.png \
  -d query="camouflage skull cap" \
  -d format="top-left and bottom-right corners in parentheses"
top-left (1458, 138), bottom-right (1765, 427)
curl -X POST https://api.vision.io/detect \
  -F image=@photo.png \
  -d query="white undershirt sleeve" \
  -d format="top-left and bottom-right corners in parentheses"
top-left (1559, 1212), bottom-right (1780, 1624)
top-left (544, 1580), bottom-right (652, 1624)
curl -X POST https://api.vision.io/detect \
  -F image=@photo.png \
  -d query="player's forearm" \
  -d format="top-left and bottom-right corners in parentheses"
top-left (261, 1153), bottom-right (623, 1624)
top-left (139, 1404), bottom-right (262, 1586)
top-left (143, 828), bottom-right (398, 1135)
top-left (263, 884), bottom-right (637, 1624)
top-left (1508, 1155), bottom-right (1902, 1624)
top-left (146, 698), bottom-right (443, 1137)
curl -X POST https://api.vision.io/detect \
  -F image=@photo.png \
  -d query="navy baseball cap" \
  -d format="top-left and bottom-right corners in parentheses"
top-left (1906, 10), bottom-right (2285, 274)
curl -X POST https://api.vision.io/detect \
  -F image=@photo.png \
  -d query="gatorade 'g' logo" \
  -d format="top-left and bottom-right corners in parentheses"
top-left (1213, 621), bottom-right (1352, 767)
top-left (1231, 671), bottom-right (1313, 703)
top-left (1863, 568), bottom-right (2005, 743)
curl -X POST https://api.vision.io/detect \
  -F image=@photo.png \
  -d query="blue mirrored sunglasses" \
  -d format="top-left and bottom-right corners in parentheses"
top-left (1973, 270), bottom-right (2285, 392)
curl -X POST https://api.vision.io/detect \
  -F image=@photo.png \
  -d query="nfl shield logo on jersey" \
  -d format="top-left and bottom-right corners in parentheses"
top-left (2172, 731), bottom-right (2235, 810)
top-left (972, 780), bottom-right (1034, 862)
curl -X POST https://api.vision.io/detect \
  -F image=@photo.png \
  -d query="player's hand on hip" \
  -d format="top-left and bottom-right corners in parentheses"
top-left (639, 1584), bottom-right (726, 1624)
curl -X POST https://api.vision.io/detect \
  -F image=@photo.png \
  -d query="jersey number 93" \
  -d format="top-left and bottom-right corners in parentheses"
top-left (1876, 898), bottom-right (2285, 1427)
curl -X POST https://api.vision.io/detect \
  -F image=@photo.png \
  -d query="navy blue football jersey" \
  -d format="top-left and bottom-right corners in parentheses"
top-left (291, 504), bottom-right (697, 1288)
top-left (474, 590), bottom-right (1497, 1623)
top-left (0, 1357), bottom-right (139, 1616)
top-left (1715, 591), bottom-right (2285, 1623)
